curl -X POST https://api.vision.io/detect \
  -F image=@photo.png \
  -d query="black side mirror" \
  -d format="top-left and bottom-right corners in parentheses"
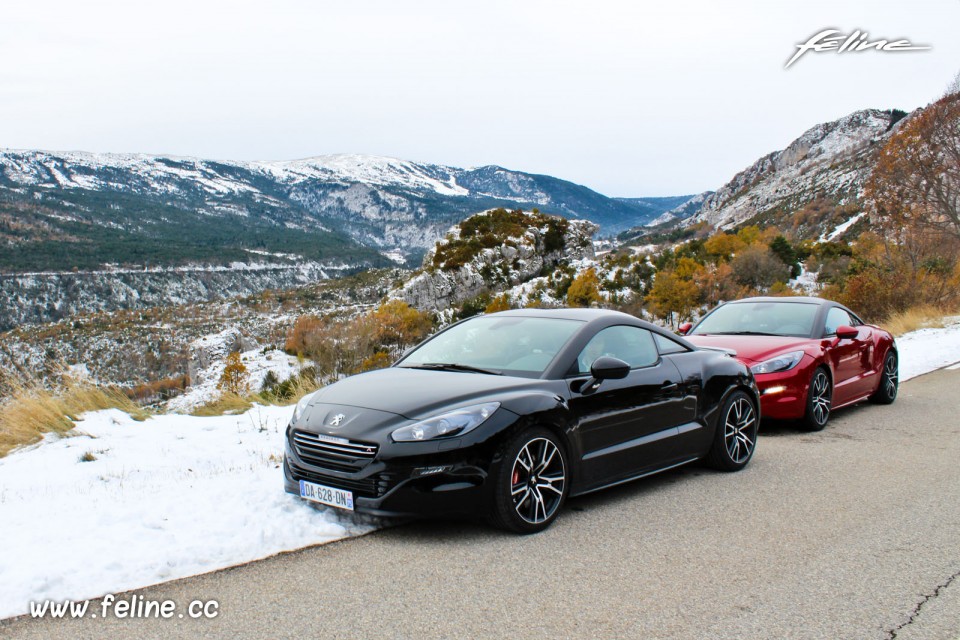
top-left (590, 356), bottom-right (631, 380)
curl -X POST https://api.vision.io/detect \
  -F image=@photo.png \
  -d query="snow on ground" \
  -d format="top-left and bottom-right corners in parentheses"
top-left (0, 406), bottom-right (373, 620)
top-left (897, 316), bottom-right (960, 381)
top-left (2, 317), bottom-right (960, 619)
top-left (821, 212), bottom-right (866, 242)
top-left (165, 331), bottom-right (301, 413)
top-left (788, 264), bottom-right (819, 295)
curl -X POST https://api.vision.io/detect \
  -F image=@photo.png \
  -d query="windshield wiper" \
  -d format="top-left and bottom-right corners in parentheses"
top-left (405, 362), bottom-right (503, 375)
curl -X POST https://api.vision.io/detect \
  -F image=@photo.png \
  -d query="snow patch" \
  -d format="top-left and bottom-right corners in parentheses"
top-left (0, 407), bottom-right (373, 620)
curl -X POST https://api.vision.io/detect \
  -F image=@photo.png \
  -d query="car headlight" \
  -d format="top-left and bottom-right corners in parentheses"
top-left (392, 402), bottom-right (500, 442)
top-left (290, 392), bottom-right (316, 425)
top-left (750, 350), bottom-right (805, 375)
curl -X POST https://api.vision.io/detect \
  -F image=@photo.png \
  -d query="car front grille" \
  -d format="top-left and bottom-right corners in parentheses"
top-left (288, 461), bottom-right (400, 498)
top-left (291, 430), bottom-right (378, 471)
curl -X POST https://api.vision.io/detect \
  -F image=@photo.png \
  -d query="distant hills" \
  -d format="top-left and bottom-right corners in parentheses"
top-left (0, 151), bottom-right (684, 274)
top-left (0, 150), bottom-right (698, 327)
top-left (0, 102), bottom-right (915, 329)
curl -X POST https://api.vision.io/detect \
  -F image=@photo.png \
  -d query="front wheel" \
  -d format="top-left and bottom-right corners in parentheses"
top-left (800, 367), bottom-right (832, 431)
top-left (489, 427), bottom-right (568, 534)
top-left (705, 390), bottom-right (758, 471)
top-left (869, 350), bottom-right (898, 405)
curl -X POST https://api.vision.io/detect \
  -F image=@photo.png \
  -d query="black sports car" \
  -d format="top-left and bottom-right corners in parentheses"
top-left (284, 308), bottom-right (760, 533)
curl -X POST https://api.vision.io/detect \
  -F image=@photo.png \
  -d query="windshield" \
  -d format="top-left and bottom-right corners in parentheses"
top-left (691, 302), bottom-right (819, 338)
top-left (397, 315), bottom-right (583, 377)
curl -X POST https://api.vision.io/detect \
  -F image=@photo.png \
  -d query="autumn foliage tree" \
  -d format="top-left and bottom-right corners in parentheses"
top-left (867, 92), bottom-right (960, 243)
top-left (850, 90), bottom-right (960, 318)
top-left (217, 351), bottom-right (249, 395)
top-left (284, 300), bottom-right (433, 380)
top-left (566, 267), bottom-right (603, 307)
top-left (647, 270), bottom-right (700, 327)
top-left (368, 299), bottom-right (433, 353)
top-left (704, 232), bottom-right (745, 262)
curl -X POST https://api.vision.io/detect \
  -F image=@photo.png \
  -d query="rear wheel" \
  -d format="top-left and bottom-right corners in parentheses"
top-left (489, 427), bottom-right (568, 534)
top-left (800, 367), bottom-right (832, 431)
top-left (869, 350), bottom-right (898, 405)
top-left (705, 390), bottom-right (758, 471)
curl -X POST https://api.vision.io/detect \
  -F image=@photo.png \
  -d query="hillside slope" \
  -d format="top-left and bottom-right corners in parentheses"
top-left (688, 109), bottom-right (902, 237)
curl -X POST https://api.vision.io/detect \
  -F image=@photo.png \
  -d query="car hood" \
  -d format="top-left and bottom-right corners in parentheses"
top-left (685, 335), bottom-right (815, 364)
top-left (304, 366), bottom-right (549, 422)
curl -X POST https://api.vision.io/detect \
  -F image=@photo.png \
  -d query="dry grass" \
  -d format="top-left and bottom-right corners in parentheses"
top-left (883, 304), bottom-right (954, 337)
top-left (191, 368), bottom-right (325, 416)
top-left (0, 378), bottom-right (149, 458)
top-left (190, 392), bottom-right (255, 416)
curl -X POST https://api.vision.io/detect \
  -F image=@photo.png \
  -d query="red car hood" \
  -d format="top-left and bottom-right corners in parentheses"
top-left (685, 335), bottom-right (814, 365)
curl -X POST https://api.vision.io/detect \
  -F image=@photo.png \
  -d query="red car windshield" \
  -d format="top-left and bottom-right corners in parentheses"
top-left (691, 302), bottom-right (820, 338)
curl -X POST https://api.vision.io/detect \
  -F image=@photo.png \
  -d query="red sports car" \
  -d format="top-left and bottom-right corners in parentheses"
top-left (679, 297), bottom-right (898, 431)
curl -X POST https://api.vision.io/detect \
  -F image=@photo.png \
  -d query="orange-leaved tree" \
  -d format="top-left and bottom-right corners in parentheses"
top-left (867, 92), bottom-right (960, 244)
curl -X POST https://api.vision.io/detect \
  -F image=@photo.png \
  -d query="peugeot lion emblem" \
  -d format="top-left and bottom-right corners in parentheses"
top-left (329, 413), bottom-right (346, 427)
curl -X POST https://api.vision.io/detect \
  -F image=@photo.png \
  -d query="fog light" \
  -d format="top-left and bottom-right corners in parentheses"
top-left (412, 465), bottom-right (452, 478)
top-left (762, 385), bottom-right (787, 395)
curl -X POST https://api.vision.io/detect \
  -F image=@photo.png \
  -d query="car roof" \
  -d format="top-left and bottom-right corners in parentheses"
top-left (484, 308), bottom-right (641, 322)
top-left (725, 296), bottom-right (830, 305)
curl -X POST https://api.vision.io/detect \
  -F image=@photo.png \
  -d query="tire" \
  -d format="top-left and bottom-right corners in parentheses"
top-left (869, 350), bottom-right (898, 405)
top-left (705, 390), bottom-right (758, 472)
top-left (489, 427), bottom-right (568, 534)
top-left (800, 367), bottom-right (832, 432)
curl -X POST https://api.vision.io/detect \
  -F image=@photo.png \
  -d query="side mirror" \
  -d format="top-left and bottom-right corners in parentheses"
top-left (835, 325), bottom-right (858, 340)
top-left (590, 356), bottom-right (631, 380)
top-left (678, 322), bottom-right (693, 335)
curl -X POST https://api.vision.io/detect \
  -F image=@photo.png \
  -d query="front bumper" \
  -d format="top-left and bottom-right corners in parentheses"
top-left (283, 448), bottom-right (493, 519)
top-left (753, 360), bottom-right (817, 420)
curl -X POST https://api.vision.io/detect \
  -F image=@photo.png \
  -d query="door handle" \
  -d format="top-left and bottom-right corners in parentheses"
top-left (661, 382), bottom-right (679, 392)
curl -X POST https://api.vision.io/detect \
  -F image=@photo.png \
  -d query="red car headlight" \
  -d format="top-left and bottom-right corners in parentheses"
top-left (750, 350), bottom-right (805, 375)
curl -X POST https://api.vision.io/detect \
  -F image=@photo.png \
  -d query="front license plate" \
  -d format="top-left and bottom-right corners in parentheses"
top-left (299, 480), bottom-right (354, 511)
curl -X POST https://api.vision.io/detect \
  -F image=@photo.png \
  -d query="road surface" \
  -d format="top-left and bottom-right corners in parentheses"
top-left (3, 368), bottom-right (959, 639)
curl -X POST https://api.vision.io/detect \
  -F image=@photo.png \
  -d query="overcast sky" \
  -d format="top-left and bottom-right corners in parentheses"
top-left (2, 0), bottom-right (957, 197)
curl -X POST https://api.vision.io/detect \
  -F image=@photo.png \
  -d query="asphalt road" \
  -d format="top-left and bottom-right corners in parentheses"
top-left (3, 369), bottom-right (959, 640)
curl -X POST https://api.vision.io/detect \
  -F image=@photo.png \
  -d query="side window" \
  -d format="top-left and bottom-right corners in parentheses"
top-left (824, 307), bottom-right (852, 336)
top-left (574, 325), bottom-right (659, 375)
top-left (654, 333), bottom-right (688, 355)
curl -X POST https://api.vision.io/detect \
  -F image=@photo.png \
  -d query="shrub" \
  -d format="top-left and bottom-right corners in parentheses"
top-left (566, 268), bottom-right (603, 307)
top-left (485, 294), bottom-right (512, 313)
top-left (730, 245), bottom-right (791, 290)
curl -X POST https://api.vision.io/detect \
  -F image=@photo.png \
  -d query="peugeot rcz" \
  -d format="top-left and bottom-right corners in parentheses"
top-left (284, 309), bottom-right (760, 533)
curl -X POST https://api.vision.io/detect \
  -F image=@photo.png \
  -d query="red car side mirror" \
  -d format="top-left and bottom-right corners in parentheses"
top-left (835, 325), bottom-right (858, 340)
top-left (678, 322), bottom-right (693, 335)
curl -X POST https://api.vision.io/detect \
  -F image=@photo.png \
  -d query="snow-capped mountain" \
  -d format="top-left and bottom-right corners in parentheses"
top-left (615, 108), bottom-right (908, 245)
top-left (613, 195), bottom-right (696, 224)
top-left (687, 109), bottom-right (903, 234)
top-left (0, 149), bottom-right (674, 327)
top-left (0, 150), bottom-right (647, 265)
top-left (646, 191), bottom-right (713, 227)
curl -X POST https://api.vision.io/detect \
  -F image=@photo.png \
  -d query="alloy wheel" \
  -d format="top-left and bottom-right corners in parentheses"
top-left (810, 370), bottom-right (832, 426)
top-left (884, 353), bottom-right (899, 399)
top-left (723, 396), bottom-right (756, 464)
top-left (510, 437), bottom-right (566, 525)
